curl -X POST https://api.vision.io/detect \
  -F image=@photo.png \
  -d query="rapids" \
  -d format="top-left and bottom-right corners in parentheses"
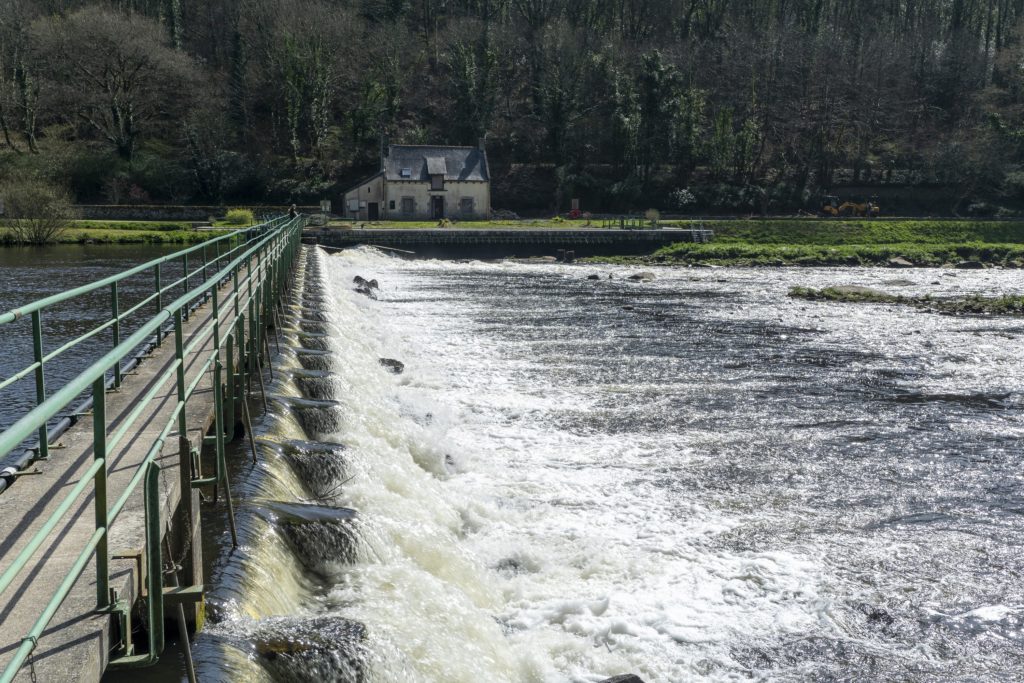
top-left (193, 247), bottom-right (1023, 682)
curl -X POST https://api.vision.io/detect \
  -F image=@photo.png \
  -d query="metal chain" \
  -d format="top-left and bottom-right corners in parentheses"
top-left (27, 635), bottom-right (38, 683)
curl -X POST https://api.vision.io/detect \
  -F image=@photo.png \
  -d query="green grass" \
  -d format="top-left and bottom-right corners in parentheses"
top-left (650, 241), bottom-right (1024, 266)
top-left (789, 285), bottom-right (1024, 315)
top-left (1, 226), bottom-right (230, 244)
top-left (71, 219), bottom-right (193, 232)
top-left (663, 219), bottom-right (1024, 245)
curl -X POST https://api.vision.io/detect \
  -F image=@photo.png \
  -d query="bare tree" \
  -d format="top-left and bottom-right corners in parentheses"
top-left (0, 178), bottom-right (77, 244)
top-left (31, 7), bottom-right (199, 164)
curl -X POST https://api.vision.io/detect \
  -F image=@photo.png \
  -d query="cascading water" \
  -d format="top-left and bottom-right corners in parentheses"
top-left (194, 246), bottom-right (1023, 683)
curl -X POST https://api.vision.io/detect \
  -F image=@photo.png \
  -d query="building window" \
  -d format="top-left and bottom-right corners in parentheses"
top-left (430, 174), bottom-right (444, 190)
top-left (401, 168), bottom-right (412, 178)
top-left (459, 197), bottom-right (474, 214)
top-left (401, 197), bottom-right (414, 214)
top-left (389, 200), bottom-right (395, 210)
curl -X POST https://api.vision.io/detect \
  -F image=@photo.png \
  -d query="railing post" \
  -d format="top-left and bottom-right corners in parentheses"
top-left (30, 311), bottom-right (47, 461)
top-left (174, 311), bottom-right (187, 436)
top-left (154, 263), bottom-right (163, 345)
top-left (213, 357), bottom-right (238, 548)
top-left (225, 332), bottom-right (235, 440)
top-left (111, 282), bottom-right (121, 389)
top-left (92, 377), bottom-right (109, 610)
top-left (181, 253), bottom-right (189, 321)
top-left (143, 461), bottom-right (164, 653)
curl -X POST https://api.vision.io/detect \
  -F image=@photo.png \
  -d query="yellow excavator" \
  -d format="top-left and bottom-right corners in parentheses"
top-left (820, 195), bottom-right (880, 217)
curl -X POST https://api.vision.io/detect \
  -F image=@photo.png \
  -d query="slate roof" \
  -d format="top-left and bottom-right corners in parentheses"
top-left (384, 145), bottom-right (489, 182)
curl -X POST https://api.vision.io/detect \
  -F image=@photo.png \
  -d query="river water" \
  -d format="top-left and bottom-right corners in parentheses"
top-left (190, 247), bottom-right (1022, 682)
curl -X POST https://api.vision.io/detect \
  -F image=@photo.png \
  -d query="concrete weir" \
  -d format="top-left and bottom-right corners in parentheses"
top-left (305, 226), bottom-right (712, 258)
top-left (0, 221), bottom-right (303, 682)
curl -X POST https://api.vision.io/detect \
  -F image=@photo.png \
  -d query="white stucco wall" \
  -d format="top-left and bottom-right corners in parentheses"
top-left (342, 175), bottom-right (384, 220)
top-left (383, 181), bottom-right (490, 220)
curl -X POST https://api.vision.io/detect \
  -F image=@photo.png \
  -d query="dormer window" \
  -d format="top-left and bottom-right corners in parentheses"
top-left (400, 168), bottom-right (411, 178)
top-left (426, 157), bottom-right (446, 190)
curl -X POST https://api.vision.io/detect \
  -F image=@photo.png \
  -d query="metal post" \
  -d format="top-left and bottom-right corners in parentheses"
top-left (111, 282), bottom-right (121, 389)
top-left (30, 311), bottom-right (47, 461)
top-left (174, 311), bottom-right (187, 437)
top-left (92, 378), bottom-right (109, 610)
top-left (181, 253), bottom-right (189, 320)
top-left (213, 358), bottom-right (238, 547)
top-left (143, 462), bottom-right (164, 654)
top-left (155, 264), bottom-right (163, 345)
top-left (225, 332), bottom-right (235, 442)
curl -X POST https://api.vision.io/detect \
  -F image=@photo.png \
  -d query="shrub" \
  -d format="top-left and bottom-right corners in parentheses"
top-left (0, 179), bottom-right (78, 245)
top-left (224, 208), bottom-right (254, 225)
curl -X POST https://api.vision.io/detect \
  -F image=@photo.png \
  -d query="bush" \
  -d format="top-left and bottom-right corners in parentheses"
top-left (0, 179), bottom-right (79, 244)
top-left (224, 208), bottom-right (254, 225)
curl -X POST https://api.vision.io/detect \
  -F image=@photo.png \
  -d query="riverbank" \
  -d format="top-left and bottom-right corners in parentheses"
top-left (789, 284), bottom-right (1024, 315)
top-left (588, 219), bottom-right (1024, 267)
top-left (0, 220), bottom-right (230, 245)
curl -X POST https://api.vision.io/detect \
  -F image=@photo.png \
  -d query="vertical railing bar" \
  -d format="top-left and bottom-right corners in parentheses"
top-left (30, 311), bottom-right (48, 461)
top-left (111, 282), bottom-right (121, 389)
top-left (92, 377), bottom-right (109, 610)
top-left (155, 263), bottom-right (163, 346)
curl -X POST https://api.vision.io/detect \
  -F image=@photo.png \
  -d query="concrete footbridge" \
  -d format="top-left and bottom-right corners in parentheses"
top-left (0, 217), bottom-right (303, 682)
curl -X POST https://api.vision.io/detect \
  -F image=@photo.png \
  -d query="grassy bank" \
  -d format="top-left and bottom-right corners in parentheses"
top-left (638, 219), bottom-right (1024, 267)
top-left (1, 220), bottom-right (230, 245)
top-left (789, 285), bottom-right (1024, 315)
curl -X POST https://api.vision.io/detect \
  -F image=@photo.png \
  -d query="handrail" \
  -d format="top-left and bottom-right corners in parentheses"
top-left (0, 217), bottom-right (286, 324)
top-left (0, 214), bottom-right (305, 680)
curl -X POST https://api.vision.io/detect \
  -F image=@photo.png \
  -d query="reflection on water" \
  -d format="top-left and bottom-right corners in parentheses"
top-left (0, 244), bottom-right (192, 433)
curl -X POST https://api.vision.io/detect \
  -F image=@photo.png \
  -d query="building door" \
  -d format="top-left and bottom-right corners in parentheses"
top-left (368, 202), bottom-right (379, 221)
top-left (431, 196), bottom-right (444, 219)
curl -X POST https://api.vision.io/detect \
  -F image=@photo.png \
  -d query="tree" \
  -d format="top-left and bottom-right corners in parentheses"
top-left (31, 7), bottom-right (200, 164)
top-left (0, 178), bottom-right (77, 244)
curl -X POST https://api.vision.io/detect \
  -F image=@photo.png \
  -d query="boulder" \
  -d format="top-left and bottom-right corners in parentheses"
top-left (626, 271), bottom-right (656, 282)
top-left (354, 285), bottom-right (377, 299)
top-left (378, 358), bottom-right (405, 374)
top-left (887, 256), bottom-right (914, 268)
top-left (954, 260), bottom-right (986, 269)
top-left (598, 676), bottom-right (647, 683)
top-left (586, 273), bottom-right (601, 280)
top-left (353, 275), bottom-right (380, 289)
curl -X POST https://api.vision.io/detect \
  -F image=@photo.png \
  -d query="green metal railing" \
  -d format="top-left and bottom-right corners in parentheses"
top-left (0, 214), bottom-right (305, 680)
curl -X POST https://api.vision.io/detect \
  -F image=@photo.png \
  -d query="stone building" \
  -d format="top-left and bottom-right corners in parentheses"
top-left (342, 141), bottom-right (491, 221)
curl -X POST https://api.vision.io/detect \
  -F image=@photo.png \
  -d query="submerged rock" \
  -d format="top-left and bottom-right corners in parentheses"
top-left (586, 273), bottom-right (601, 280)
top-left (954, 260), bottom-right (986, 269)
top-left (626, 271), bottom-right (656, 281)
top-left (378, 358), bottom-right (405, 374)
top-left (598, 676), bottom-right (647, 683)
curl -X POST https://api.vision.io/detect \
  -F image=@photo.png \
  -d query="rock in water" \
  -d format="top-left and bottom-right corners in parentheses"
top-left (954, 260), bottom-right (986, 269)
top-left (626, 271), bottom-right (656, 282)
top-left (354, 285), bottom-right (377, 299)
top-left (587, 273), bottom-right (601, 280)
top-left (353, 275), bottom-right (368, 286)
top-left (378, 358), bottom-right (405, 374)
top-left (367, 278), bottom-right (379, 289)
top-left (887, 256), bottom-right (914, 268)
top-left (598, 676), bottom-right (647, 683)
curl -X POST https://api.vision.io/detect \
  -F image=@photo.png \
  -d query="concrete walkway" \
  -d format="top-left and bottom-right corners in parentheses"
top-left (0, 273), bottom-right (253, 681)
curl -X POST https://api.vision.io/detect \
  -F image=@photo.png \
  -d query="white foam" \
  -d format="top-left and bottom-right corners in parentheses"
top-left (315, 248), bottom-right (836, 681)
